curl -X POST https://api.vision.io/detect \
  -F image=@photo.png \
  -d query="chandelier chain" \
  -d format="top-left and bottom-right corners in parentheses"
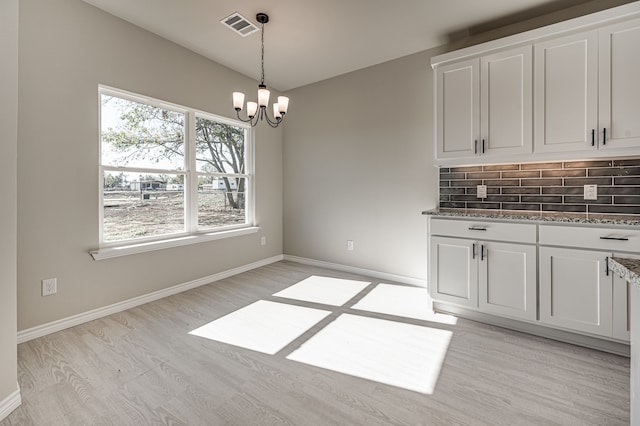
top-left (260, 20), bottom-right (265, 86)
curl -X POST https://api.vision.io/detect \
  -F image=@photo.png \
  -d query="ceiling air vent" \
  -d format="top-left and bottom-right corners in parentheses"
top-left (220, 12), bottom-right (259, 37)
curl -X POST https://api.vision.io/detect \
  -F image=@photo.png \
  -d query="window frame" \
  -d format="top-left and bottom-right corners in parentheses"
top-left (96, 85), bottom-right (256, 257)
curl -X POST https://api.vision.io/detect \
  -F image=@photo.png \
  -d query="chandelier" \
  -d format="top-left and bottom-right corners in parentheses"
top-left (233, 13), bottom-right (289, 128)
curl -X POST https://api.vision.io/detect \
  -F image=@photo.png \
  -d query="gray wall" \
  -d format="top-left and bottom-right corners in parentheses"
top-left (0, 0), bottom-right (19, 409)
top-left (283, 51), bottom-right (440, 282)
top-left (17, 0), bottom-right (283, 331)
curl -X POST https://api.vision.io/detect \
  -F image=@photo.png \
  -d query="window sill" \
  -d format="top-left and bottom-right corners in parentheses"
top-left (90, 226), bottom-right (260, 260)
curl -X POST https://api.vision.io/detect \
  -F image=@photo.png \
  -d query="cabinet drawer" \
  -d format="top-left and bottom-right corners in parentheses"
top-left (539, 224), bottom-right (640, 253)
top-left (430, 218), bottom-right (536, 243)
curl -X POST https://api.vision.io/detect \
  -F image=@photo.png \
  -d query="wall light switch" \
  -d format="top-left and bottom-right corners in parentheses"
top-left (584, 184), bottom-right (598, 200)
top-left (477, 185), bottom-right (488, 199)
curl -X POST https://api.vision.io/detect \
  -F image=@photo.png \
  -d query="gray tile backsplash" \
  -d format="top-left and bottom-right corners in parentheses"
top-left (439, 158), bottom-right (640, 214)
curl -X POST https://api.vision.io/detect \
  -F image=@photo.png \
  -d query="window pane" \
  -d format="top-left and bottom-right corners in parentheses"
top-left (101, 95), bottom-right (185, 170)
top-left (103, 171), bottom-right (185, 242)
top-left (198, 176), bottom-right (246, 228)
top-left (195, 116), bottom-right (245, 174)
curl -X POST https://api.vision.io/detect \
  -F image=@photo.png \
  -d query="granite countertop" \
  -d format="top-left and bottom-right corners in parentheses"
top-left (422, 208), bottom-right (640, 227)
top-left (609, 258), bottom-right (640, 289)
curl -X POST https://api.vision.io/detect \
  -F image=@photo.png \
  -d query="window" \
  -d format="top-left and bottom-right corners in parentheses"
top-left (99, 87), bottom-right (253, 247)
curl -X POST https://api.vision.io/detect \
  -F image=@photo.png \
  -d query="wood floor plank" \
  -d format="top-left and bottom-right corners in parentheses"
top-left (1, 261), bottom-right (630, 425)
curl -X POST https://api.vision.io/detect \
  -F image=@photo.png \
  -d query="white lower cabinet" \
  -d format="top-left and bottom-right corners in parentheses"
top-left (429, 218), bottom-right (638, 344)
top-left (430, 236), bottom-right (478, 308)
top-left (539, 247), bottom-right (613, 337)
top-left (429, 219), bottom-right (537, 320)
top-left (479, 241), bottom-right (537, 321)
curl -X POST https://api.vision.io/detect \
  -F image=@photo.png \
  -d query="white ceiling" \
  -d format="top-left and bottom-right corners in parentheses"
top-left (82, 0), bottom-right (610, 91)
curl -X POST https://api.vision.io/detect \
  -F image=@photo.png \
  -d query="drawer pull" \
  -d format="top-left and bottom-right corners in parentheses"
top-left (468, 227), bottom-right (487, 231)
top-left (599, 236), bottom-right (629, 241)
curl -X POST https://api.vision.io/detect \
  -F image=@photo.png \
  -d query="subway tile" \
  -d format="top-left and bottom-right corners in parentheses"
top-left (588, 167), bottom-right (640, 177)
top-left (440, 172), bottom-right (466, 180)
top-left (483, 164), bottom-right (520, 171)
top-left (564, 177), bottom-right (613, 186)
top-left (542, 187), bottom-right (583, 195)
top-left (450, 166), bottom-right (483, 173)
top-left (440, 167), bottom-right (451, 173)
top-left (467, 172), bottom-right (501, 180)
top-left (614, 177), bottom-right (640, 185)
top-left (542, 169), bottom-right (586, 178)
top-left (502, 170), bottom-right (541, 179)
top-left (588, 205), bottom-right (640, 214)
top-left (466, 202), bottom-right (501, 209)
top-left (484, 179), bottom-right (520, 187)
top-left (521, 162), bottom-right (563, 170)
top-left (451, 179), bottom-right (483, 187)
top-left (521, 178), bottom-right (563, 186)
top-left (502, 187), bottom-right (540, 195)
top-left (440, 180), bottom-right (450, 188)
top-left (440, 187), bottom-right (466, 195)
top-left (450, 194), bottom-right (486, 202)
top-left (440, 202), bottom-right (466, 209)
top-left (597, 186), bottom-right (638, 195)
top-left (614, 159), bottom-right (640, 167)
top-left (440, 195), bottom-right (450, 202)
top-left (542, 204), bottom-right (587, 213)
top-left (486, 195), bottom-right (520, 203)
top-left (521, 195), bottom-right (563, 203)
top-left (564, 160), bottom-right (613, 168)
top-left (502, 203), bottom-right (541, 211)
top-left (565, 196), bottom-right (613, 204)
top-left (613, 196), bottom-right (640, 204)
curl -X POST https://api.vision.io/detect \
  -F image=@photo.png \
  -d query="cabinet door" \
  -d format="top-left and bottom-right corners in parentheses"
top-left (612, 253), bottom-right (639, 341)
top-left (436, 58), bottom-right (480, 159)
top-left (429, 236), bottom-right (478, 308)
top-left (479, 242), bottom-right (537, 321)
top-left (599, 18), bottom-right (640, 150)
top-left (534, 31), bottom-right (598, 153)
top-left (540, 247), bottom-right (612, 337)
top-left (480, 46), bottom-right (532, 157)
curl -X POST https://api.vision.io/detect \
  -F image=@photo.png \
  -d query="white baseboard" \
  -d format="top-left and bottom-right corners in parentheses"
top-left (283, 255), bottom-right (427, 287)
top-left (17, 255), bottom-right (284, 344)
top-left (0, 387), bottom-right (21, 422)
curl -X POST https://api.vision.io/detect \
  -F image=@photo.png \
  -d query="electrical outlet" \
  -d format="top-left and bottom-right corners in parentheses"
top-left (584, 184), bottom-right (598, 200)
top-left (260, 236), bottom-right (266, 246)
top-left (347, 240), bottom-right (354, 251)
top-left (42, 278), bottom-right (57, 296)
top-left (477, 185), bottom-right (488, 199)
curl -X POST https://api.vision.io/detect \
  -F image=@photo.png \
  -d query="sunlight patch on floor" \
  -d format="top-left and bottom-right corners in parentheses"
top-left (189, 300), bottom-right (331, 355)
top-left (273, 275), bottom-right (371, 306)
top-left (287, 314), bottom-right (452, 394)
top-left (352, 283), bottom-right (458, 325)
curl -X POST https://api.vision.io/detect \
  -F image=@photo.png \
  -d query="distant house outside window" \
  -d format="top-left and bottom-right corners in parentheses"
top-left (99, 86), bottom-right (253, 245)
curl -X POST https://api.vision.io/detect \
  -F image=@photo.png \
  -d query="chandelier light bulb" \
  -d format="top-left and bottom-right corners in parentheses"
top-left (233, 92), bottom-right (245, 111)
top-left (246, 101), bottom-right (258, 118)
top-left (277, 96), bottom-right (289, 115)
top-left (258, 86), bottom-right (270, 107)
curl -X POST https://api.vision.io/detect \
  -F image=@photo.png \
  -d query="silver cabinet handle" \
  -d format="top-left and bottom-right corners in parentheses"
top-left (468, 227), bottom-right (487, 231)
top-left (481, 244), bottom-right (485, 261)
top-left (472, 243), bottom-right (476, 259)
top-left (605, 257), bottom-right (609, 276)
top-left (600, 236), bottom-right (629, 241)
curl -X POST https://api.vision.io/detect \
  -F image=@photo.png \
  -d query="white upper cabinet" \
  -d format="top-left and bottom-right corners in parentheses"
top-left (599, 18), bottom-right (640, 151)
top-left (435, 47), bottom-right (532, 161)
top-left (436, 59), bottom-right (479, 159)
top-left (432, 3), bottom-right (640, 164)
top-left (534, 31), bottom-right (598, 153)
top-left (480, 46), bottom-right (532, 158)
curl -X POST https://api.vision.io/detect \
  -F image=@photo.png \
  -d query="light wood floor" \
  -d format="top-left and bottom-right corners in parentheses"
top-left (1, 261), bottom-right (630, 425)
